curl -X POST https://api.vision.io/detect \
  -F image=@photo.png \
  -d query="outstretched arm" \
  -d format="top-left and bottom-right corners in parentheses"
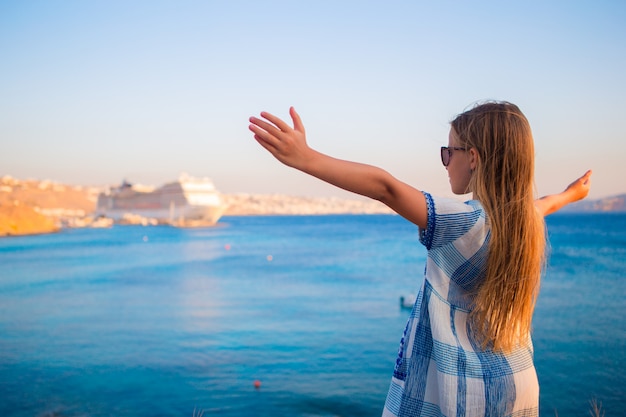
top-left (249, 107), bottom-right (428, 228)
top-left (535, 170), bottom-right (592, 216)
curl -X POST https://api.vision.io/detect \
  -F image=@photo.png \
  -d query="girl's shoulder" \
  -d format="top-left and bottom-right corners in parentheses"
top-left (421, 193), bottom-right (487, 250)
top-left (425, 192), bottom-right (484, 216)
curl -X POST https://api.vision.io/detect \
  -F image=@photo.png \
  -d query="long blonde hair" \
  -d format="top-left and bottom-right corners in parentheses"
top-left (451, 101), bottom-right (546, 353)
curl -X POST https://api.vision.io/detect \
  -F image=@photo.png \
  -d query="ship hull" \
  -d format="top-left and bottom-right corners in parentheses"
top-left (95, 204), bottom-right (226, 225)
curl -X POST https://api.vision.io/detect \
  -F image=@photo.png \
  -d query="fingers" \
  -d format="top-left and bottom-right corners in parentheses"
top-left (290, 107), bottom-right (305, 133)
top-left (249, 108), bottom-right (305, 159)
top-left (249, 108), bottom-right (296, 143)
top-left (249, 108), bottom-right (303, 135)
top-left (248, 116), bottom-right (285, 153)
top-left (569, 170), bottom-right (592, 187)
top-left (564, 169), bottom-right (592, 201)
top-left (253, 134), bottom-right (277, 154)
top-left (249, 116), bottom-right (281, 138)
top-left (259, 111), bottom-right (292, 133)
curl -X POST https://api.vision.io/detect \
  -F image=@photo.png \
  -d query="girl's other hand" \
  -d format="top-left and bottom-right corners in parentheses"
top-left (565, 170), bottom-right (592, 202)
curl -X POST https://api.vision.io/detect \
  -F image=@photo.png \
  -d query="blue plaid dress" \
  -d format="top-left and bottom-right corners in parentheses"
top-left (382, 193), bottom-right (539, 417)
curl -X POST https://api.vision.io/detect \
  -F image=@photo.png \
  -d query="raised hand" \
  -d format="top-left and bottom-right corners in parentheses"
top-left (535, 170), bottom-right (593, 216)
top-left (563, 169), bottom-right (592, 202)
top-left (248, 107), bottom-right (311, 170)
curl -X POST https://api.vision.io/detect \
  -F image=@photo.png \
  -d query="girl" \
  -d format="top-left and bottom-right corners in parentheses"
top-left (248, 101), bottom-right (591, 417)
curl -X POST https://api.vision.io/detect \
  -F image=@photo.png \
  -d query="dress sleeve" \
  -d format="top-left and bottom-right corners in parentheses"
top-left (419, 192), bottom-right (436, 250)
top-left (419, 194), bottom-right (484, 250)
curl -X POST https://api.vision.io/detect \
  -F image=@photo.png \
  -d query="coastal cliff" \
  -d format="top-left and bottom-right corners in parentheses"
top-left (0, 202), bottom-right (59, 236)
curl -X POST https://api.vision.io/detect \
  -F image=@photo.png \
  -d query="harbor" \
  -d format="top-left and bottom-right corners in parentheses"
top-left (0, 175), bottom-right (393, 236)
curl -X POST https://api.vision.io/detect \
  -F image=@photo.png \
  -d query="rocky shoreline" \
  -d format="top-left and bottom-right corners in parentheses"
top-left (0, 176), bottom-right (393, 237)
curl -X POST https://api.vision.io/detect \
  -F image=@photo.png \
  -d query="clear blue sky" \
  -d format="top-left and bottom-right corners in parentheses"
top-left (1, 0), bottom-right (624, 199)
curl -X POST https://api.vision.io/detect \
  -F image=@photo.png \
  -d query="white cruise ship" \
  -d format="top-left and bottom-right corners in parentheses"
top-left (96, 174), bottom-right (226, 226)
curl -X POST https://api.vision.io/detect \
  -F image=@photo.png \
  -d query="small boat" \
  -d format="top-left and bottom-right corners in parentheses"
top-left (399, 294), bottom-right (416, 309)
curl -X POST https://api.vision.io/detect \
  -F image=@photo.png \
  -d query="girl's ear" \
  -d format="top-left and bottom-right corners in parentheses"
top-left (468, 148), bottom-right (478, 171)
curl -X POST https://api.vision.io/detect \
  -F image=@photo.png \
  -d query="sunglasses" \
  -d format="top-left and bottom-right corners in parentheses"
top-left (440, 146), bottom-right (467, 167)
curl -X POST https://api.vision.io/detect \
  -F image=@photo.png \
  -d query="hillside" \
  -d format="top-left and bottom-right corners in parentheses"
top-left (0, 176), bottom-right (100, 237)
top-left (562, 193), bottom-right (626, 212)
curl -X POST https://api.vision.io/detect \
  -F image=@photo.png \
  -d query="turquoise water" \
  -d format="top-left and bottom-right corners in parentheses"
top-left (0, 214), bottom-right (624, 416)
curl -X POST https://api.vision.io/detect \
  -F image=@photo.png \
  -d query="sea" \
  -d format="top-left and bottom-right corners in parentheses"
top-left (0, 213), bottom-right (624, 417)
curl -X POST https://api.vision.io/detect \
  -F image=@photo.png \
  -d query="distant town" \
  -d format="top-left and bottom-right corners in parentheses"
top-left (0, 175), bottom-right (623, 237)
